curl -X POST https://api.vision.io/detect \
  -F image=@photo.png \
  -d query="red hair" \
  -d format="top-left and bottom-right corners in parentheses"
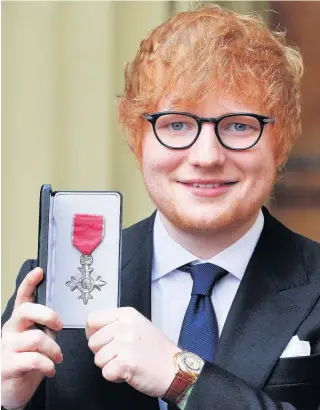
top-left (117, 4), bottom-right (303, 168)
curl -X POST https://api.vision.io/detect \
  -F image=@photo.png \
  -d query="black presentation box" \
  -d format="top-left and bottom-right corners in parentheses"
top-left (36, 184), bottom-right (122, 328)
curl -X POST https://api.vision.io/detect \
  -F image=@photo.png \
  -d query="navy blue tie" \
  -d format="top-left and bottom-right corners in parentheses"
top-left (178, 263), bottom-right (228, 363)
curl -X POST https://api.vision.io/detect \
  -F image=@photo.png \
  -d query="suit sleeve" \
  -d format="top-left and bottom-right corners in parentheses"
top-left (2, 259), bottom-right (46, 410)
top-left (186, 363), bottom-right (297, 410)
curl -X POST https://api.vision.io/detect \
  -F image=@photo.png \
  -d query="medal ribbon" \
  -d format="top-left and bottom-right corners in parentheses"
top-left (72, 214), bottom-right (104, 255)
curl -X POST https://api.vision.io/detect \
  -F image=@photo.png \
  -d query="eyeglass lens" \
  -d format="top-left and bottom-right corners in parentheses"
top-left (154, 114), bottom-right (262, 149)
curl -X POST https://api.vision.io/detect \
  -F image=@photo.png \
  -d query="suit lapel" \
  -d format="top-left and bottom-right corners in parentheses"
top-left (120, 213), bottom-right (155, 318)
top-left (215, 208), bottom-right (320, 388)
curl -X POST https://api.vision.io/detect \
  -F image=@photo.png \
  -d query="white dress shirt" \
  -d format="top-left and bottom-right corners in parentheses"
top-left (151, 210), bottom-right (264, 410)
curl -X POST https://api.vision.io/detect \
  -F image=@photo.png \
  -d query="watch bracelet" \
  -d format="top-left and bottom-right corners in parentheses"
top-left (162, 368), bottom-right (198, 403)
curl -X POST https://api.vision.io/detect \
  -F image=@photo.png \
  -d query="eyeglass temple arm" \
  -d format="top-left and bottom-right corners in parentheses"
top-left (263, 118), bottom-right (275, 124)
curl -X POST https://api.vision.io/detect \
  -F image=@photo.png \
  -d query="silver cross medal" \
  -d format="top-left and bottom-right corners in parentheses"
top-left (66, 214), bottom-right (107, 305)
top-left (66, 254), bottom-right (106, 305)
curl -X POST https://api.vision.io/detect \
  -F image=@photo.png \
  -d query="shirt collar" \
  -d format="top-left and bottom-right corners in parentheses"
top-left (152, 210), bottom-right (264, 282)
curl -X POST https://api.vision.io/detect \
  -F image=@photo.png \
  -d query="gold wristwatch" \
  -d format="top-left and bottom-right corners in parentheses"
top-left (163, 351), bottom-right (204, 403)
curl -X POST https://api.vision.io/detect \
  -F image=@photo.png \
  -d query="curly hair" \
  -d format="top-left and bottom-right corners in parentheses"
top-left (117, 4), bottom-right (303, 169)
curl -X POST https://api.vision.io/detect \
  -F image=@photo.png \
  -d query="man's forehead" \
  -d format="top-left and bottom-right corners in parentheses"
top-left (157, 90), bottom-right (264, 114)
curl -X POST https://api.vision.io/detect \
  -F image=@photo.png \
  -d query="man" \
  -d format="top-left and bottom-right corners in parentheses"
top-left (2, 5), bottom-right (319, 410)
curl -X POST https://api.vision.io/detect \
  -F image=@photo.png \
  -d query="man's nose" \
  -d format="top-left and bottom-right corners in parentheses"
top-left (188, 123), bottom-right (227, 167)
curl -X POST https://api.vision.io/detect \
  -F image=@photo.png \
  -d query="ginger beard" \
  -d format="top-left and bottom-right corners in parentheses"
top-left (142, 164), bottom-right (277, 236)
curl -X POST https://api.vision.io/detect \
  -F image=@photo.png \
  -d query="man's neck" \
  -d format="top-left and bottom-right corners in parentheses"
top-left (158, 211), bottom-right (261, 260)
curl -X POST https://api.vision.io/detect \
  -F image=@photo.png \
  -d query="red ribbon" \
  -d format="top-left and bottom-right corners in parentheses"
top-left (72, 214), bottom-right (104, 255)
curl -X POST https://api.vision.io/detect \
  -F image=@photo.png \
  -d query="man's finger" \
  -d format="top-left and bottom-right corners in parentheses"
top-left (2, 352), bottom-right (56, 379)
top-left (88, 324), bottom-right (116, 354)
top-left (13, 329), bottom-right (63, 364)
top-left (8, 303), bottom-right (63, 333)
top-left (101, 356), bottom-right (125, 383)
top-left (15, 268), bottom-right (43, 308)
top-left (94, 341), bottom-right (119, 369)
top-left (86, 308), bottom-right (121, 339)
top-left (86, 307), bottom-right (139, 339)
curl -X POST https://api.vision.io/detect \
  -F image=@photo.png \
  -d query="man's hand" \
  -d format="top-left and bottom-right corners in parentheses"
top-left (86, 307), bottom-right (181, 398)
top-left (1, 268), bottom-right (64, 410)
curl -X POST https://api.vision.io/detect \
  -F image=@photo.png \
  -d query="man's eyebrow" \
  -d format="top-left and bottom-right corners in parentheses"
top-left (161, 107), bottom-right (175, 112)
top-left (163, 104), bottom-right (187, 111)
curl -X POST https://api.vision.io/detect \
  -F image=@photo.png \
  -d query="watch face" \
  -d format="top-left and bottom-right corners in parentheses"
top-left (180, 352), bottom-right (204, 374)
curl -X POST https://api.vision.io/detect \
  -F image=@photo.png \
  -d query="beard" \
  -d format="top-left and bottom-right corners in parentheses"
top-left (143, 174), bottom-right (277, 237)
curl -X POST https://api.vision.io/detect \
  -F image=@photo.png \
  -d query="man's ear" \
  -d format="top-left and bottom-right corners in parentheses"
top-left (272, 140), bottom-right (289, 179)
top-left (274, 156), bottom-right (286, 182)
top-left (275, 166), bottom-right (285, 184)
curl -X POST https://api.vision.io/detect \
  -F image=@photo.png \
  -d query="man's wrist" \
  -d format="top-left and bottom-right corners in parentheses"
top-left (162, 351), bottom-right (204, 403)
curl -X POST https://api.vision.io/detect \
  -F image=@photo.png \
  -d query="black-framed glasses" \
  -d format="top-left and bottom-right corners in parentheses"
top-left (143, 111), bottom-right (275, 150)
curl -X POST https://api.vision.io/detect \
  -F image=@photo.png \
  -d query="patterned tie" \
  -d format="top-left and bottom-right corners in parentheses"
top-left (178, 263), bottom-right (228, 363)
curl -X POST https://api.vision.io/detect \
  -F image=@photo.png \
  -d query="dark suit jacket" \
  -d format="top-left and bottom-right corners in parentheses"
top-left (2, 208), bottom-right (320, 410)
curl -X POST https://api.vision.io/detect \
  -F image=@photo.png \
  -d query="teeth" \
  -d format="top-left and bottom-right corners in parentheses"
top-left (192, 183), bottom-right (223, 188)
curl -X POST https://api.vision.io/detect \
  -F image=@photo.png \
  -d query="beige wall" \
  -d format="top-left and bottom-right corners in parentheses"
top-left (1, 1), bottom-right (172, 312)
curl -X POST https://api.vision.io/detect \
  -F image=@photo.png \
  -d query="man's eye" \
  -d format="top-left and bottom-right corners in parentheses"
top-left (169, 122), bottom-right (185, 131)
top-left (230, 123), bottom-right (249, 131)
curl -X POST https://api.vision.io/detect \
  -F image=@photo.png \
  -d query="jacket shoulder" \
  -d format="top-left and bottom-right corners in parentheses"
top-left (121, 213), bottom-right (155, 268)
top-left (263, 207), bottom-right (320, 282)
top-left (295, 231), bottom-right (320, 280)
top-left (274, 212), bottom-right (320, 281)
top-left (122, 213), bottom-right (155, 239)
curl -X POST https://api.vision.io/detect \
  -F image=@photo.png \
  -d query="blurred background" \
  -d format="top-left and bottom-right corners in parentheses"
top-left (2, 1), bottom-right (320, 312)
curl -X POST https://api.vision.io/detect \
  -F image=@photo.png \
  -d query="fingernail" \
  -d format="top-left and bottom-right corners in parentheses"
top-left (31, 268), bottom-right (42, 281)
top-left (57, 318), bottom-right (64, 329)
top-left (57, 353), bottom-right (63, 364)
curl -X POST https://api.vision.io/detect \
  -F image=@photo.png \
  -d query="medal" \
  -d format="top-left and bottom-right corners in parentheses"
top-left (66, 214), bottom-right (106, 305)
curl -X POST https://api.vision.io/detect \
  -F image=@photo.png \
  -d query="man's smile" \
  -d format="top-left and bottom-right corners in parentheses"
top-left (177, 179), bottom-right (238, 197)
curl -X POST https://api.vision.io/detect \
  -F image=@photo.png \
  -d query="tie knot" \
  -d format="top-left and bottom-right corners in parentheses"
top-left (190, 263), bottom-right (227, 296)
